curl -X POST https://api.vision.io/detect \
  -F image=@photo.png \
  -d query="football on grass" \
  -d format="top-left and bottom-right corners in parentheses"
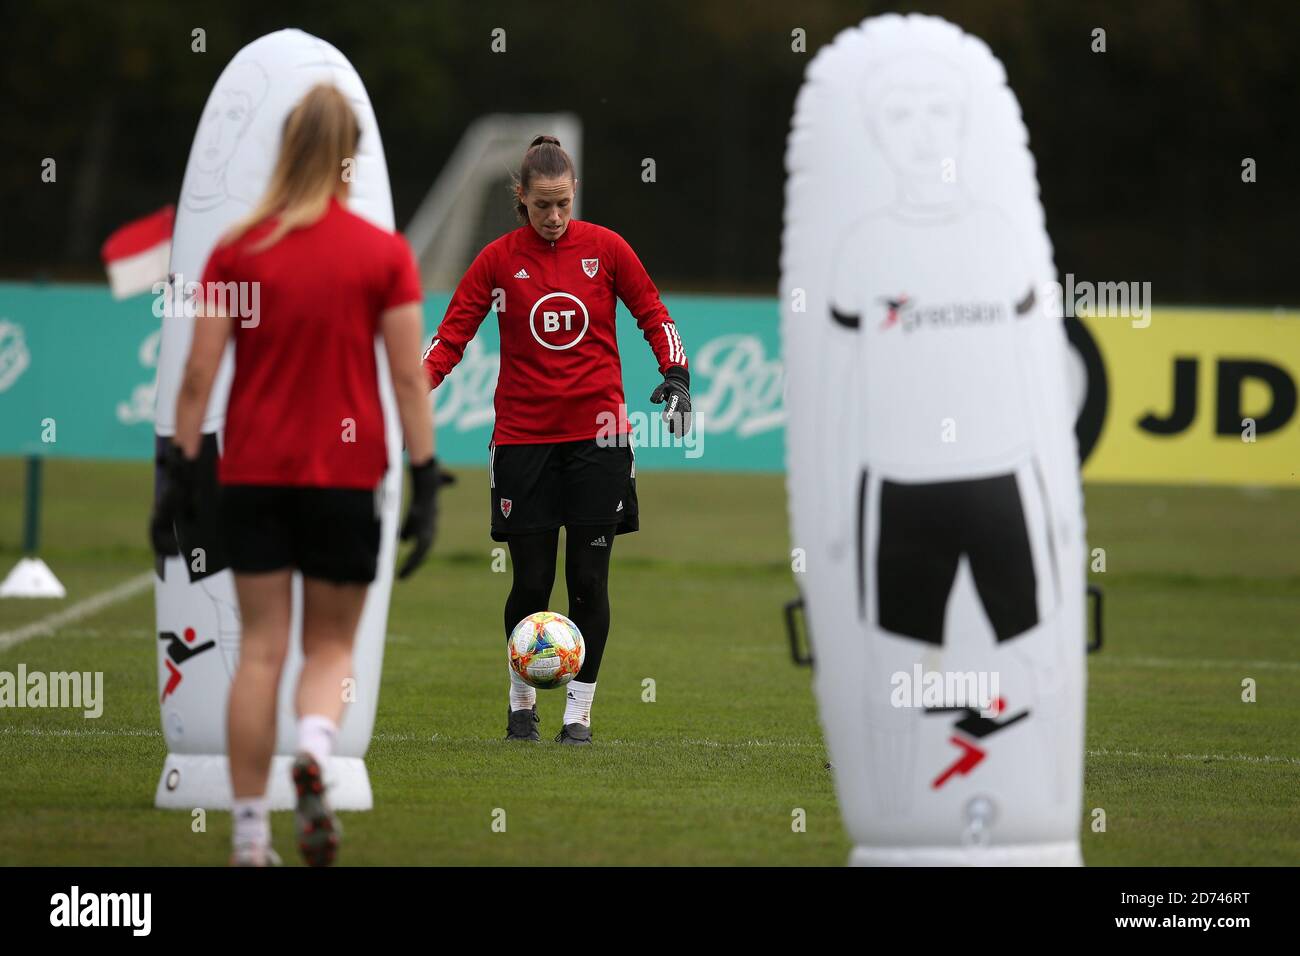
top-left (508, 611), bottom-right (585, 689)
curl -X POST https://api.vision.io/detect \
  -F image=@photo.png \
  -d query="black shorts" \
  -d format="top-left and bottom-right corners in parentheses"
top-left (489, 438), bottom-right (639, 542)
top-left (219, 484), bottom-right (382, 584)
top-left (870, 471), bottom-right (1038, 644)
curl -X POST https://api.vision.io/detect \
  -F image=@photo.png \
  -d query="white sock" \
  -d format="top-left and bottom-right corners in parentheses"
top-left (563, 680), bottom-right (596, 727)
top-left (297, 714), bottom-right (338, 766)
top-left (232, 795), bottom-right (270, 850)
top-left (509, 667), bottom-right (537, 712)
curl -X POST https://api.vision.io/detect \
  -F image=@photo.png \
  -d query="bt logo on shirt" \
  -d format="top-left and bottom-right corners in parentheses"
top-left (529, 291), bottom-right (590, 351)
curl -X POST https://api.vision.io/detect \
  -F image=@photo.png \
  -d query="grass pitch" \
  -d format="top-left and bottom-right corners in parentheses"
top-left (0, 458), bottom-right (1296, 865)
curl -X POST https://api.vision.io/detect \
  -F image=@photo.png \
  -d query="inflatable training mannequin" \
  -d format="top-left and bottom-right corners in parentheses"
top-left (781, 13), bottom-right (1087, 865)
top-left (151, 29), bottom-right (402, 810)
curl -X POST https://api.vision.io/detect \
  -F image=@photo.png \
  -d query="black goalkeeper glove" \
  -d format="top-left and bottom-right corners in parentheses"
top-left (397, 457), bottom-right (439, 580)
top-left (149, 444), bottom-right (199, 557)
top-left (649, 365), bottom-right (692, 435)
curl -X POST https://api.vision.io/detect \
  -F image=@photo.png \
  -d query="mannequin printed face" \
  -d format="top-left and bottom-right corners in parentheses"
top-left (197, 88), bottom-right (257, 174)
top-left (184, 60), bottom-right (268, 210)
top-left (873, 83), bottom-right (965, 184)
top-left (862, 55), bottom-right (969, 193)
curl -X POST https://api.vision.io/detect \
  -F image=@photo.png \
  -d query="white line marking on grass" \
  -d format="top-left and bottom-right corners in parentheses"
top-left (1103, 655), bottom-right (1300, 671)
top-left (0, 572), bottom-right (153, 652)
top-left (3, 727), bottom-right (1295, 770)
top-left (1087, 748), bottom-right (1300, 767)
top-left (1094, 656), bottom-right (1300, 672)
top-left (0, 726), bottom-right (163, 739)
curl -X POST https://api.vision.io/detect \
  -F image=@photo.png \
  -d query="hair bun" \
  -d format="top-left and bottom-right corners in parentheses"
top-left (530, 134), bottom-right (561, 148)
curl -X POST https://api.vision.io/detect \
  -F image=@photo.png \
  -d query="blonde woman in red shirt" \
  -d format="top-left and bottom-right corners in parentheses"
top-left (159, 84), bottom-right (438, 866)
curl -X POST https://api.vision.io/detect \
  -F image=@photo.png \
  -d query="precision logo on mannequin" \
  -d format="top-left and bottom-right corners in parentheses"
top-left (881, 297), bottom-right (1006, 333)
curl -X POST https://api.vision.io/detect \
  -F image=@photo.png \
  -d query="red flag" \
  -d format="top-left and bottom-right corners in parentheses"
top-left (101, 205), bottom-right (175, 300)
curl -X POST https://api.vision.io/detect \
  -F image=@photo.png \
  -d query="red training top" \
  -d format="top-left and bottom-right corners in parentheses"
top-left (422, 219), bottom-right (687, 444)
top-left (201, 196), bottom-right (422, 488)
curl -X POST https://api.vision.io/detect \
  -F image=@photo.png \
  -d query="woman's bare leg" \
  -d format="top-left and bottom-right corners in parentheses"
top-left (296, 577), bottom-right (368, 728)
top-left (228, 570), bottom-right (293, 797)
top-left (290, 577), bottom-right (368, 867)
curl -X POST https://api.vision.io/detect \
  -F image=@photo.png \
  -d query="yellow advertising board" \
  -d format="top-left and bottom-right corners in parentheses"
top-left (1081, 309), bottom-right (1300, 486)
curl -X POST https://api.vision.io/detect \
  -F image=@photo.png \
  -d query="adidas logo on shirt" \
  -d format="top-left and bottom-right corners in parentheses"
top-left (514, 268), bottom-right (530, 279)
top-left (590, 535), bottom-right (608, 547)
top-left (616, 500), bottom-right (624, 512)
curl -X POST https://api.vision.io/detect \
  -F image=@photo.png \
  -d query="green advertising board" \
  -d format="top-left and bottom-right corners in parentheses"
top-left (0, 282), bottom-right (786, 472)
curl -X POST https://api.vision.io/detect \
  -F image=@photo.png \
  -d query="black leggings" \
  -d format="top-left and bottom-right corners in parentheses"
top-left (504, 526), bottom-right (615, 682)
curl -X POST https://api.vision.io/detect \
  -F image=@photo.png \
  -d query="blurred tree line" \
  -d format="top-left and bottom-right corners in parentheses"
top-left (3, 0), bottom-right (1298, 304)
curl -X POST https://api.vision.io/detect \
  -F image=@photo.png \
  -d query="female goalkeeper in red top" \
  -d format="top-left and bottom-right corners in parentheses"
top-left (423, 135), bottom-right (691, 746)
